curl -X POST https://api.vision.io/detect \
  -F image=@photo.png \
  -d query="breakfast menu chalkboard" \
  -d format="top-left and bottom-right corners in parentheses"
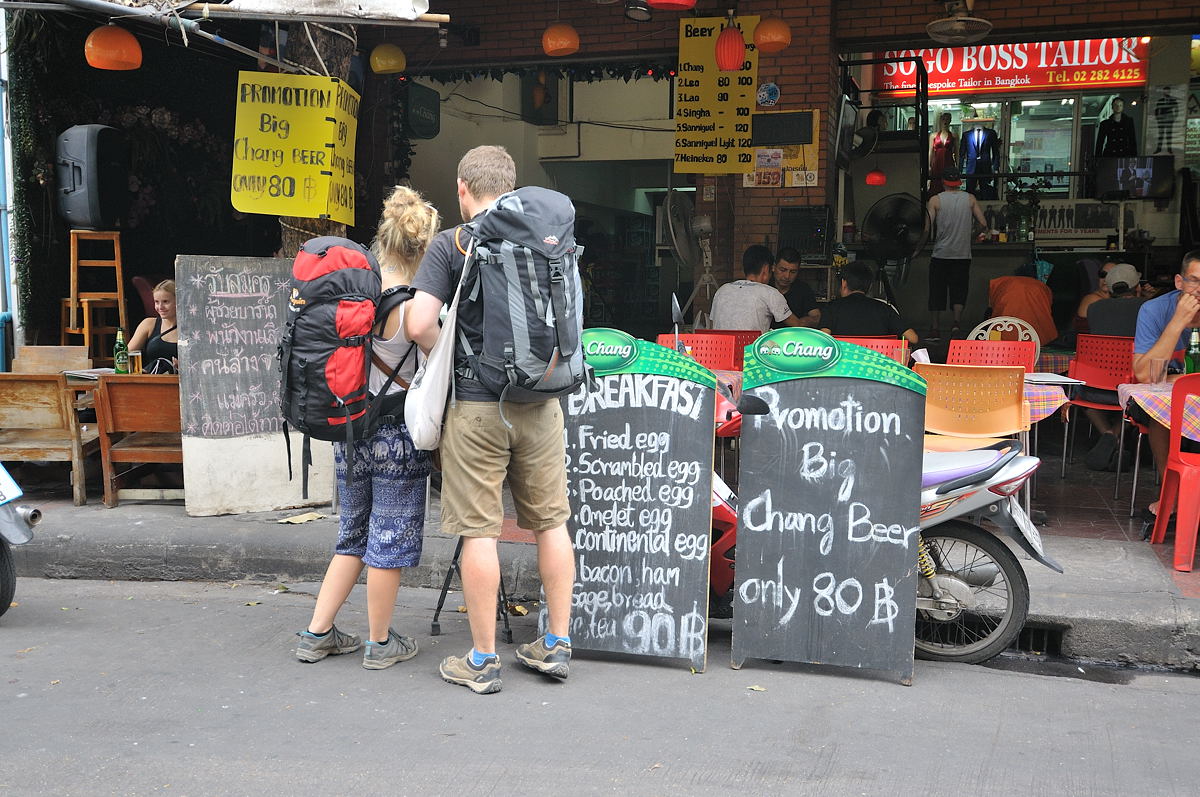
top-left (560, 329), bottom-right (716, 671)
top-left (731, 330), bottom-right (926, 684)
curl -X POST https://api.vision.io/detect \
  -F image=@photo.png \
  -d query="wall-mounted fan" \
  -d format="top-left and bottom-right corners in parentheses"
top-left (927, 0), bottom-right (992, 45)
top-left (665, 189), bottom-right (717, 323)
top-left (860, 192), bottom-right (929, 305)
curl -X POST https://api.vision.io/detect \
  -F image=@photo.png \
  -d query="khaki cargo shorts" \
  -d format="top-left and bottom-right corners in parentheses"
top-left (439, 399), bottom-right (570, 538)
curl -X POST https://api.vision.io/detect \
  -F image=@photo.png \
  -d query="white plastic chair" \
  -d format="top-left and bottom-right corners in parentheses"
top-left (967, 316), bottom-right (1042, 364)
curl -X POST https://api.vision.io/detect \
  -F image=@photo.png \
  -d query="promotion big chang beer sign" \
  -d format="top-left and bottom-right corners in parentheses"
top-left (874, 37), bottom-right (1150, 98)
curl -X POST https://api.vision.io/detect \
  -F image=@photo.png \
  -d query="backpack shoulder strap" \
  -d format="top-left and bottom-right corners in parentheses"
top-left (377, 285), bottom-right (414, 323)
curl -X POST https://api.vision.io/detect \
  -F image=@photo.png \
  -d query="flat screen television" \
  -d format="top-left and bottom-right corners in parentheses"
top-left (834, 96), bottom-right (859, 171)
top-left (1095, 156), bottom-right (1176, 200)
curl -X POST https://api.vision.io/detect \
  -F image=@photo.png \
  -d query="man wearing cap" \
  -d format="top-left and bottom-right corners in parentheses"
top-left (1077, 263), bottom-right (1148, 469)
top-left (925, 167), bottom-right (988, 340)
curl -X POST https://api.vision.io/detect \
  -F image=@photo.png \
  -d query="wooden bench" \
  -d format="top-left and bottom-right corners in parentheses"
top-left (0, 373), bottom-right (99, 505)
top-left (95, 374), bottom-right (183, 508)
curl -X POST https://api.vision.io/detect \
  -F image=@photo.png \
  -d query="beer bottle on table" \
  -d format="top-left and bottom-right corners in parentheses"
top-left (113, 328), bottom-right (129, 374)
top-left (1186, 328), bottom-right (1200, 375)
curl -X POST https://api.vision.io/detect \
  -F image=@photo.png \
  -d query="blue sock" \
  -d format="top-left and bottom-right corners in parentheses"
top-left (469, 648), bottom-right (497, 666)
top-left (545, 632), bottom-right (570, 647)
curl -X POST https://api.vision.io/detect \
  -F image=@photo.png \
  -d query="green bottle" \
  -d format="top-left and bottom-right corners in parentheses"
top-left (1186, 328), bottom-right (1200, 375)
top-left (113, 328), bottom-right (129, 374)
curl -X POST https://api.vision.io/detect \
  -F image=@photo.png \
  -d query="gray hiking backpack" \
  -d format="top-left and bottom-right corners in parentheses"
top-left (457, 186), bottom-right (586, 406)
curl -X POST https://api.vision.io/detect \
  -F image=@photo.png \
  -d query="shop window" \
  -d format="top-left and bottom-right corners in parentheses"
top-left (1007, 98), bottom-right (1074, 196)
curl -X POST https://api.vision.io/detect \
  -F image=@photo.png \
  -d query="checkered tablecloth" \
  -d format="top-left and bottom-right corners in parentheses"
top-left (1025, 383), bottom-right (1068, 423)
top-left (1117, 382), bottom-right (1200, 441)
top-left (1035, 350), bottom-right (1073, 375)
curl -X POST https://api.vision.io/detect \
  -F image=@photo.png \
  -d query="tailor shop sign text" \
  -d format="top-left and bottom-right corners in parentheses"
top-left (873, 38), bottom-right (1149, 98)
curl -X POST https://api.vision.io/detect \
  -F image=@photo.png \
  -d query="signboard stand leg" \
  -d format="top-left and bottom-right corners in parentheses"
top-left (430, 536), bottom-right (514, 644)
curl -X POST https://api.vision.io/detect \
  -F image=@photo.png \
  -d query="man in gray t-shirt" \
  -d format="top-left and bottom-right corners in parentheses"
top-left (710, 245), bottom-right (802, 332)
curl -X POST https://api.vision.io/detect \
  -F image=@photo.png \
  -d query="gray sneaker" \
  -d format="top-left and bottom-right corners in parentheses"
top-left (295, 625), bottom-right (361, 663)
top-left (515, 636), bottom-right (571, 679)
top-left (362, 629), bottom-right (419, 670)
top-left (439, 652), bottom-right (502, 694)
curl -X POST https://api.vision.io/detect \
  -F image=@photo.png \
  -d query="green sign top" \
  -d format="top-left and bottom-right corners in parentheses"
top-left (742, 328), bottom-right (926, 396)
top-left (581, 328), bottom-right (717, 388)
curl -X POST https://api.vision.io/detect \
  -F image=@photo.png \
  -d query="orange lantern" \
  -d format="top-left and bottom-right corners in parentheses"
top-left (647, 0), bottom-right (697, 9)
top-left (369, 43), bottom-right (407, 74)
top-left (714, 23), bottom-right (745, 72)
top-left (865, 168), bottom-right (888, 186)
top-left (754, 17), bottom-right (792, 54)
top-left (84, 25), bottom-right (142, 71)
top-left (542, 22), bottom-right (579, 57)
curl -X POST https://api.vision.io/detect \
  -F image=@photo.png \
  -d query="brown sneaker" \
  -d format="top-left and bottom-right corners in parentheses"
top-left (439, 652), bottom-right (502, 694)
top-left (515, 636), bottom-right (571, 679)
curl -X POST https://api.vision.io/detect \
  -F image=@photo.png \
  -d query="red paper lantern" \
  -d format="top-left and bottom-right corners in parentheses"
top-left (753, 17), bottom-right (792, 54)
top-left (865, 168), bottom-right (888, 186)
top-left (714, 25), bottom-right (745, 72)
top-left (542, 22), bottom-right (579, 57)
top-left (647, 0), bottom-right (697, 9)
top-left (84, 25), bottom-right (142, 71)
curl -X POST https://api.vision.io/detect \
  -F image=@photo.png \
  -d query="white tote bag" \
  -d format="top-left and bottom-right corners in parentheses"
top-left (404, 244), bottom-right (471, 450)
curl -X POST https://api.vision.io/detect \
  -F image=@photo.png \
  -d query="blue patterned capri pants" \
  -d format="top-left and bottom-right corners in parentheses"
top-left (333, 421), bottom-right (432, 569)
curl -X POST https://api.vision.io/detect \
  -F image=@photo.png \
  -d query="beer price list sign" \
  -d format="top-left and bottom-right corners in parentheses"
top-left (674, 16), bottom-right (759, 174)
top-left (560, 329), bottom-right (716, 671)
top-left (732, 330), bottom-right (926, 684)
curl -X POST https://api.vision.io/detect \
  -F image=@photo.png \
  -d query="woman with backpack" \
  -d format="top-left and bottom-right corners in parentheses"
top-left (295, 186), bottom-right (439, 670)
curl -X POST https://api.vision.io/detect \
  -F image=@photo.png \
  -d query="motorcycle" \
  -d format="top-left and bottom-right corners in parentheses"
top-left (0, 463), bottom-right (42, 620)
top-left (709, 390), bottom-right (1061, 664)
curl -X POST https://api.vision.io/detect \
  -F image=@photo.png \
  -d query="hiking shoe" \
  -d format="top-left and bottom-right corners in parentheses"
top-left (295, 625), bottom-right (361, 663)
top-left (515, 636), bottom-right (571, 679)
top-left (362, 629), bottom-right (419, 670)
top-left (439, 652), bottom-right (502, 694)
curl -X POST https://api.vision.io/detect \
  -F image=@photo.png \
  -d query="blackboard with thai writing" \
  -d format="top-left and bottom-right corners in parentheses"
top-left (559, 328), bottom-right (715, 671)
top-left (176, 255), bottom-right (289, 438)
top-left (731, 330), bottom-right (925, 684)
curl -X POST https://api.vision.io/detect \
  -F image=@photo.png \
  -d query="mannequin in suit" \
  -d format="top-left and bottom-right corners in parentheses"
top-left (960, 120), bottom-right (1000, 200)
top-left (1154, 89), bottom-right (1179, 154)
top-left (1095, 97), bottom-right (1137, 157)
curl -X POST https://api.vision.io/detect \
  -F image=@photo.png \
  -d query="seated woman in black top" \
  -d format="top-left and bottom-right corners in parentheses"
top-left (128, 279), bottom-right (178, 373)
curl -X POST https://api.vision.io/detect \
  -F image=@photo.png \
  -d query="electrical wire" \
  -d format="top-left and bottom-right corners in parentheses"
top-left (443, 91), bottom-right (673, 132)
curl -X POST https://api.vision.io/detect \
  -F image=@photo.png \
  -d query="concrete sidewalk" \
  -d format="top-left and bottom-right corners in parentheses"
top-left (10, 492), bottom-right (1200, 671)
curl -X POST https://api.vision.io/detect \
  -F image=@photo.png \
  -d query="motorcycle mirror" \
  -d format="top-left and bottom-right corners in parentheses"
top-left (736, 394), bottom-right (770, 415)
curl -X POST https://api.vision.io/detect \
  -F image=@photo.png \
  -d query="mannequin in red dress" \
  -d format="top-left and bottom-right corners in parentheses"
top-left (929, 112), bottom-right (957, 194)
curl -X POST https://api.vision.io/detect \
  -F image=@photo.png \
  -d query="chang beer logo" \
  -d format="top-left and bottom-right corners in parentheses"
top-left (754, 328), bottom-right (840, 374)
top-left (582, 328), bottom-right (638, 373)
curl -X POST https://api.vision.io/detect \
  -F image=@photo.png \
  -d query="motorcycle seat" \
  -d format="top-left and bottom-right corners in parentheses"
top-left (921, 448), bottom-right (1005, 488)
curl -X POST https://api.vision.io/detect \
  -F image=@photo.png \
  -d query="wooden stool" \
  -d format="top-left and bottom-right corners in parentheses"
top-left (62, 230), bottom-right (127, 365)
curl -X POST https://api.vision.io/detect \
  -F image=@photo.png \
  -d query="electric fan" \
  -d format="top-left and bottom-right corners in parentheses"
top-left (860, 193), bottom-right (929, 305)
top-left (927, 1), bottom-right (992, 45)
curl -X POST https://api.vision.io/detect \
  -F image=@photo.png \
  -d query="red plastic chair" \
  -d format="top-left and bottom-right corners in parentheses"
top-left (1149, 373), bottom-right (1200, 571)
top-left (654, 332), bottom-right (739, 371)
top-left (1059, 335), bottom-right (1134, 478)
top-left (835, 336), bottom-right (909, 364)
top-left (947, 339), bottom-right (1037, 372)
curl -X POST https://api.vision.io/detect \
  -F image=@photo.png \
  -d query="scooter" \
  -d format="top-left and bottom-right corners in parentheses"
top-left (0, 463), bottom-right (42, 620)
top-left (709, 391), bottom-right (1061, 664)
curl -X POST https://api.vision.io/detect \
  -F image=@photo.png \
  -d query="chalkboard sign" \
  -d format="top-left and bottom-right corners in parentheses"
top-left (559, 328), bottom-right (716, 671)
top-left (175, 254), bottom-right (333, 516)
top-left (731, 329), bottom-right (925, 684)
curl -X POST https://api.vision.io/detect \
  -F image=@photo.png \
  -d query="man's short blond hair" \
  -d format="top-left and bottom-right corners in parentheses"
top-left (457, 145), bottom-right (516, 201)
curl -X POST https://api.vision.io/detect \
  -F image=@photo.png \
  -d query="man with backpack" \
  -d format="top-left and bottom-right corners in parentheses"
top-left (406, 145), bottom-right (578, 694)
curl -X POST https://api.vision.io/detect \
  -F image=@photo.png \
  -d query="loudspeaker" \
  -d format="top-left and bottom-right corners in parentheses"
top-left (55, 124), bottom-right (130, 229)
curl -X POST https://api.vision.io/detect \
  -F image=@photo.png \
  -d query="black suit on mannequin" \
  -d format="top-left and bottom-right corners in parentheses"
top-left (960, 125), bottom-right (1000, 200)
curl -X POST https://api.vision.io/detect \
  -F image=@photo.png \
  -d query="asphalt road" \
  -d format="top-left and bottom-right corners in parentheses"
top-left (3, 578), bottom-right (1198, 796)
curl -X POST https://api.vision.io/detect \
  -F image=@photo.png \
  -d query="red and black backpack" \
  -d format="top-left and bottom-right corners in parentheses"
top-left (278, 236), bottom-right (413, 495)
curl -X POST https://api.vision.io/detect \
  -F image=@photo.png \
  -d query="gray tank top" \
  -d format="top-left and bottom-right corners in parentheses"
top-left (932, 190), bottom-right (972, 260)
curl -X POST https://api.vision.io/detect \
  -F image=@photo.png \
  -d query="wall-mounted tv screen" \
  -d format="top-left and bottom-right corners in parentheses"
top-left (1095, 156), bottom-right (1176, 200)
top-left (834, 96), bottom-right (859, 171)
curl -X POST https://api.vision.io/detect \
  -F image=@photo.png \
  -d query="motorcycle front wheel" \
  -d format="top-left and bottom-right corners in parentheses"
top-left (914, 521), bottom-right (1030, 664)
top-left (0, 538), bottom-right (14, 619)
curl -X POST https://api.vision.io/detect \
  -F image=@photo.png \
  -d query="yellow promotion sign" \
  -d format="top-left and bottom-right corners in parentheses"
top-left (230, 71), bottom-right (359, 225)
top-left (674, 16), bottom-right (759, 174)
top-left (741, 111), bottom-right (821, 189)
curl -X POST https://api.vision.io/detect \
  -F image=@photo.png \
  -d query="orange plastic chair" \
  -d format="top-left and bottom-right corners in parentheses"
top-left (654, 332), bottom-right (739, 371)
top-left (1059, 334), bottom-right (1134, 479)
top-left (1149, 373), bottom-right (1200, 571)
top-left (947, 339), bottom-right (1037, 372)
top-left (836, 336), bottom-right (909, 364)
top-left (914, 362), bottom-right (1030, 452)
